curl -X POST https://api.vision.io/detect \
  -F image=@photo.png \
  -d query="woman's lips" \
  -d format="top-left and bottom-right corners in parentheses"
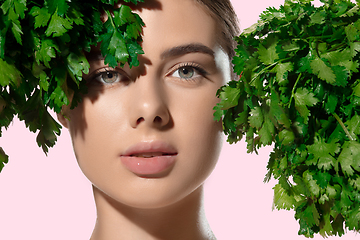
top-left (120, 141), bottom-right (177, 176)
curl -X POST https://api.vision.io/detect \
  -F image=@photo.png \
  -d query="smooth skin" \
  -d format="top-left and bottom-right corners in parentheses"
top-left (58, 0), bottom-right (232, 239)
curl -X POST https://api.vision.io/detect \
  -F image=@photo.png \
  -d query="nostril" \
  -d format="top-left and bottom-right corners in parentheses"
top-left (154, 116), bottom-right (162, 123)
top-left (134, 114), bottom-right (169, 128)
top-left (137, 117), bottom-right (144, 125)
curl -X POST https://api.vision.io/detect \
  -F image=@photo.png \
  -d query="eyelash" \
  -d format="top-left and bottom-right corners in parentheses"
top-left (87, 67), bottom-right (129, 86)
top-left (86, 62), bottom-right (208, 86)
top-left (168, 62), bottom-right (208, 82)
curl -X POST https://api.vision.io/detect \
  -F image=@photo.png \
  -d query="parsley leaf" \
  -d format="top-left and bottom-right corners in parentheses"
top-left (294, 88), bottom-right (319, 121)
top-left (45, 10), bottom-right (73, 37)
top-left (214, 0), bottom-right (360, 236)
top-left (0, 58), bottom-right (21, 86)
top-left (310, 58), bottom-right (337, 85)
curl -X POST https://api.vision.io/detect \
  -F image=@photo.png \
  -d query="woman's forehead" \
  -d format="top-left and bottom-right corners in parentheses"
top-left (134, 0), bottom-right (218, 56)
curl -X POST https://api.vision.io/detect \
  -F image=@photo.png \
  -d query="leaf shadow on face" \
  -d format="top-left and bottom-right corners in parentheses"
top-left (116, 0), bottom-right (162, 12)
top-left (69, 52), bottom-right (154, 142)
top-left (67, 0), bottom-right (162, 141)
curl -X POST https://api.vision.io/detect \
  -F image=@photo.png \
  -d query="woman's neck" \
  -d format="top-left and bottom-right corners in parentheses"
top-left (90, 185), bottom-right (216, 240)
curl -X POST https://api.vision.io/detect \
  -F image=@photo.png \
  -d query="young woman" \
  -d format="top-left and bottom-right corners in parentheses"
top-left (1, 0), bottom-right (359, 239)
top-left (56, 0), bottom-right (239, 239)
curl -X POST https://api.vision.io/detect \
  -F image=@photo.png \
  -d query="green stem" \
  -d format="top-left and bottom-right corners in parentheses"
top-left (250, 57), bottom-right (295, 85)
top-left (306, 35), bottom-right (335, 40)
top-left (288, 73), bottom-right (302, 108)
top-left (327, 42), bottom-right (347, 52)
top-left (250, 58), bottom-right (294, 85)
top-left (105, 10), bottom-right (116, 28)
top-left (333, 113), bottom-right (355, 141)
top-left (250, 62), bottom-right (278, 85)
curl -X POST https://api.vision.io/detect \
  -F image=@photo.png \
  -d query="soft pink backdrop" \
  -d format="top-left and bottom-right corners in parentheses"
top-left (0, 1), bottom-right (358, 239)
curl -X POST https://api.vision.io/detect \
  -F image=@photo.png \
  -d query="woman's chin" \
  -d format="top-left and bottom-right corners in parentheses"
top-left (93, 181), bottom-right (204, 210)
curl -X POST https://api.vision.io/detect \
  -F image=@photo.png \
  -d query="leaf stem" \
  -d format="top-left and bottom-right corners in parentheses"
top-left (327, 42), bottom-right (347, 52)
top-left (333, 113), bottom-right (355, 141)
top-left (105, 10), bottom-right (116, 29)
top-left (250, 57), bottom-right (294, 85)
top-left (250, 62), bottom-right (278, 84)
top-left (306, 35), bottom-right (335, 40)
top-left (288, 73), bottom-right (302, 108)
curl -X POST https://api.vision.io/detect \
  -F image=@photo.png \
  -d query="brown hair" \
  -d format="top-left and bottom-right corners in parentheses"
top-left (195, 0), bottom-right (240, 60)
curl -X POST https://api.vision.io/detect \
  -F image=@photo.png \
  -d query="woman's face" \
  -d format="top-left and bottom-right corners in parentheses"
top-left (62, 0), bottom-right (231, 209)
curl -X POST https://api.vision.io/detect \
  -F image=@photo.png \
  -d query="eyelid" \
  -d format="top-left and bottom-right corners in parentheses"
top-left (86, 67), bottom-right (130, 84)
top-left (167, 62), bottom-right (208, 81)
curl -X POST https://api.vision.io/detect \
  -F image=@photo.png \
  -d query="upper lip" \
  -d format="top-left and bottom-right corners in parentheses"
top-left (121, 141), bottom-right (178, 157)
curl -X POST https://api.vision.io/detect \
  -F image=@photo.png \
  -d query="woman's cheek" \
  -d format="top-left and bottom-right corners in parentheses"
top-left (68, 99), bottom-right (115, 173)
top-left (174, 86), bottom-right (223, 174)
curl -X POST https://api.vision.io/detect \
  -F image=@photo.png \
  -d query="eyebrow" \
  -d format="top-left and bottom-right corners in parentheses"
top-left (160, 43), bottom-right (215, 59)
top-left (85, 43), bottom-right (215, 62)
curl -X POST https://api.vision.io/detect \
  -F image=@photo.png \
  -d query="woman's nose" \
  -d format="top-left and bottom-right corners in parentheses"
top-left (128, 77), bottom-right (171, 130)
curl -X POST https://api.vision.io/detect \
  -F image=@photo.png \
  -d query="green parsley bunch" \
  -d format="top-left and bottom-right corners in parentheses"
top-left (0, 0), bottom-right (144, 172)
top-left (215, 0), bottom-right (360, 237)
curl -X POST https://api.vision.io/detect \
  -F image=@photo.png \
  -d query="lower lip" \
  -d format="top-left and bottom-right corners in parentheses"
top-left (120, 155), bottom-right (176, 175)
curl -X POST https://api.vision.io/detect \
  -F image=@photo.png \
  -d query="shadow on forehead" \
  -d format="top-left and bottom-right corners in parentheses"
top-left (116, 0), bottom-right (162, 12)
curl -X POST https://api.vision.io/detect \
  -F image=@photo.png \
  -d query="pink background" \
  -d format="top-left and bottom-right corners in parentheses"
top-left (0, 1), bottom-right (358, 239)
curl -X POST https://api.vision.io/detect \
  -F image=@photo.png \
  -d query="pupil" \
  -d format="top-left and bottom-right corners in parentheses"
top-left (180, 67), bottom-right (194, 78)
top-left (101, 71), bottom-right (118, 83)
top-left (107, 72), bottom-right (113, 78)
